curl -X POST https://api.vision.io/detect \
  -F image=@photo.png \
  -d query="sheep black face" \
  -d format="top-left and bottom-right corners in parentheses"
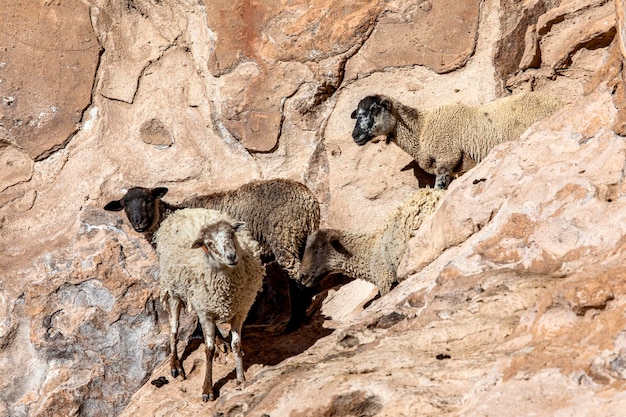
top-left (192, 221), bottom-right (246, 268)
top-left (351, 95), bottom-right (396, 146)
top-left (299, 229), bottom-right (353, 288)
top-left (104, 187), bottom-right (168, 232)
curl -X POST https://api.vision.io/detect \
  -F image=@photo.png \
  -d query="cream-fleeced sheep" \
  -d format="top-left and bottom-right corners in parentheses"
top-left (300, 188), bottom-right (444, 294)
top-left (155, 208), bottom-right (264, 402)
top-left (351, 92), bottom-right (563, 189)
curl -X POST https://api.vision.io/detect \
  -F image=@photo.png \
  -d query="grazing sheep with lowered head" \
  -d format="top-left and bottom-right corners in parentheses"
top-left (351, 92), bottom-right (563, 189)
top-left (300, 188), bottom-right (444, 294)
top-left (155, 208), bottom-right (264, 401)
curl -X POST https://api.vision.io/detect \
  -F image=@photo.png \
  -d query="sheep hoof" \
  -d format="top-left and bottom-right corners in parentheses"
top-left (171, 367), bottom-right (185, 379)
top-left (202, 391), bottom-right (215, 402)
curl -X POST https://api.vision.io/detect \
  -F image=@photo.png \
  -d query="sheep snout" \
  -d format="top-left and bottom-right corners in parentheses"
top-left (127, 205), bottom-right (150, 232)
top-left (299, 272), bottom-right (318, 288)
top-left (223, 252), bottom-right (239, 267)
top-left (351, 116), bottom-right (374, 145)
top-left (195, 221), bottom-right (242, 268)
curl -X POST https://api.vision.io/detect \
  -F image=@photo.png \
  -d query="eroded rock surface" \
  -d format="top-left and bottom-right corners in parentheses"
top-left (1, 0), bottom-right (625, 415)
top-left (0, 0), bottom-right (101, 160)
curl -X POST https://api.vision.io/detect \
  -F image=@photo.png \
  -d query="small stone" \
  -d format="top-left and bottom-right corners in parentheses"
top-left (150, 376), bottom-right (169, 388)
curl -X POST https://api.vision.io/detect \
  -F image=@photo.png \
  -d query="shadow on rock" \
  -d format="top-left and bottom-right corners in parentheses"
top-left (179, 269), bottom-right (350, 375)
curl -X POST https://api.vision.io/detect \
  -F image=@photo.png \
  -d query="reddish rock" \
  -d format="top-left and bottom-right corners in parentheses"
top-left (494, 0), bottom-right (558, 81)
top-left (537, 0), bottom-right (616, 69)
top-left (0, 145), bottom-right (32, 192)
top-left (204, 0), bottom-right (379, 152)
top-left (0, 0), bottom-right (101, 160)
top-left (1, 0), bottom-right (624, 415)
top-left (345, 0), bottom-right (480, 78)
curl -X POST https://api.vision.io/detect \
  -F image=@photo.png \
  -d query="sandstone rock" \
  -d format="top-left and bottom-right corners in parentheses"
top-left (319, 279), bottom-right (378, 326)
top-left (0, 0), bottom-right (624, 415)
top-left (497, 0), bottom-right (615, 101)
top-left (613, 0), bottom-right (626, 136)
top-left (0, 145), bottom-right (33, 193)
top-left (0, 0), bottom-right (101, 161)
top-left (96, 0), bottom-right (184, 104)
top-left (619, 0), bottom-right (626, 57)
top-left (494, 0), bottom-right (559, 81)
top-left (1, 208), bottom-right (169, 417)
top-left (344, 0), bottom-right (481, 78)
top-left (204, 0), bottom-right (380, 152)
top-left (537, 0), bottom-right (616, 70)
top-left (139, 118), bottom-right (172, 147)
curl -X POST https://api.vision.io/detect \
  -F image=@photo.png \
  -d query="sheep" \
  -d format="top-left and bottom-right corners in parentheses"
top-left (104, 179), bottom-right (320, 282)
top-left (155, 208), bottom-right (265, 401)
top-left (350, 92), bottom-right (563, 189)
top-left (300, 188), bottom-right (444, 294)
top-left (104, 178), bottom-right (321, 330)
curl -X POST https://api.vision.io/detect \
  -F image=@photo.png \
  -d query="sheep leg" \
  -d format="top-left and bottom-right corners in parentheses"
top-left (197, 314), bottom-right (216, 402)
top-left (166, 297), bottom-right (185, 379)
top-left (230, 315), bottom-right (246, 385)
top-left (272, 246), bottom-right (301, 281)
top-left (273, 246), bottom-right (315, 330)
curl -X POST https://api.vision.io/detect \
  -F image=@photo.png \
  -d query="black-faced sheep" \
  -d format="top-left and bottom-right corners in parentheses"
top-left (155, 208), bottom-right (264, 401)
top-left (300, 188), bottom-right (444, 294)
top-left (350, 92), bottom-right (563, 189)
top-left (104, 178), bottom-right (321, 329)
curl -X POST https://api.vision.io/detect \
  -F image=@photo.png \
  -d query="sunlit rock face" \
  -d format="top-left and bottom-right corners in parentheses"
top-left (1, 0), bottom-right (625, 415)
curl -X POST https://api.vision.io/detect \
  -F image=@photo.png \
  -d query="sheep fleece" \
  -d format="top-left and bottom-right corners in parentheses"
top-left (155, 208), bottom-right (264, 322)
top-left (182, 179), bottom-right (320, 280)
top-left (396, 92), bottom-right (563, 170)
top-left (334, 188), bottom-right (444, 294)
top-left (379, 188), bottom-right (445, 276)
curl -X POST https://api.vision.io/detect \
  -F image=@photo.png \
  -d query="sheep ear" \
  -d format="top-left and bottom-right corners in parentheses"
top-left (232, 221), bottom-right (246, 232)
top-left (378, 97), bottom-right (392, 112)
top-left (152, 187), bottom-right (168, 198)
top-left (330, 238), bottom-right (352, 258)
top-left (351, 109), bottom-right (357, 119)
top-left (191, 238), bottom-right (204, 249)
top-left (104, 200), bottom-right (124, 211)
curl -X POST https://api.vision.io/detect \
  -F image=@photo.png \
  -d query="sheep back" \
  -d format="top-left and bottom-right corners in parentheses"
top-left (155, 208), bottom-right (264, 323)
top-left (379, 188), bottom-right (445, 279)
top-left (182, 179), bottom-right (320, 278)
top-left (367, 232), bottom-right (396, 294)
top-left (303, 189), bottom-right (443, 295)
top-left (418, 92), bottom-right (562, 167)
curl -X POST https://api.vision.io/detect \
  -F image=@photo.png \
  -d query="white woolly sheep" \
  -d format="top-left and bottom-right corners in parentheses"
top-left (300, 188), bottom-right (444, 294)
top-left (351, 92), bottom-right (563, 189)
top-left (155, 208), bottom-right (265, 401)
top-left (104, 178), bottom-right (320, 329)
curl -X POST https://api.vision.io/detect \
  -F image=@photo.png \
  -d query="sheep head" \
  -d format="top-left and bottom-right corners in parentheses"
top-left (299, 229), bottom-right (353, 288)
top-left (351, 95), bottom-right (396, 145)
top-left (192, 220), bottom-right (246, 269)
top-left (104, 186), bottom-right (168, 233)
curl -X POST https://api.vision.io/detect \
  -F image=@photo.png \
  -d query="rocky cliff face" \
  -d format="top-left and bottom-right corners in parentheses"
top-left (1, 0), bottom-right (625, 415)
